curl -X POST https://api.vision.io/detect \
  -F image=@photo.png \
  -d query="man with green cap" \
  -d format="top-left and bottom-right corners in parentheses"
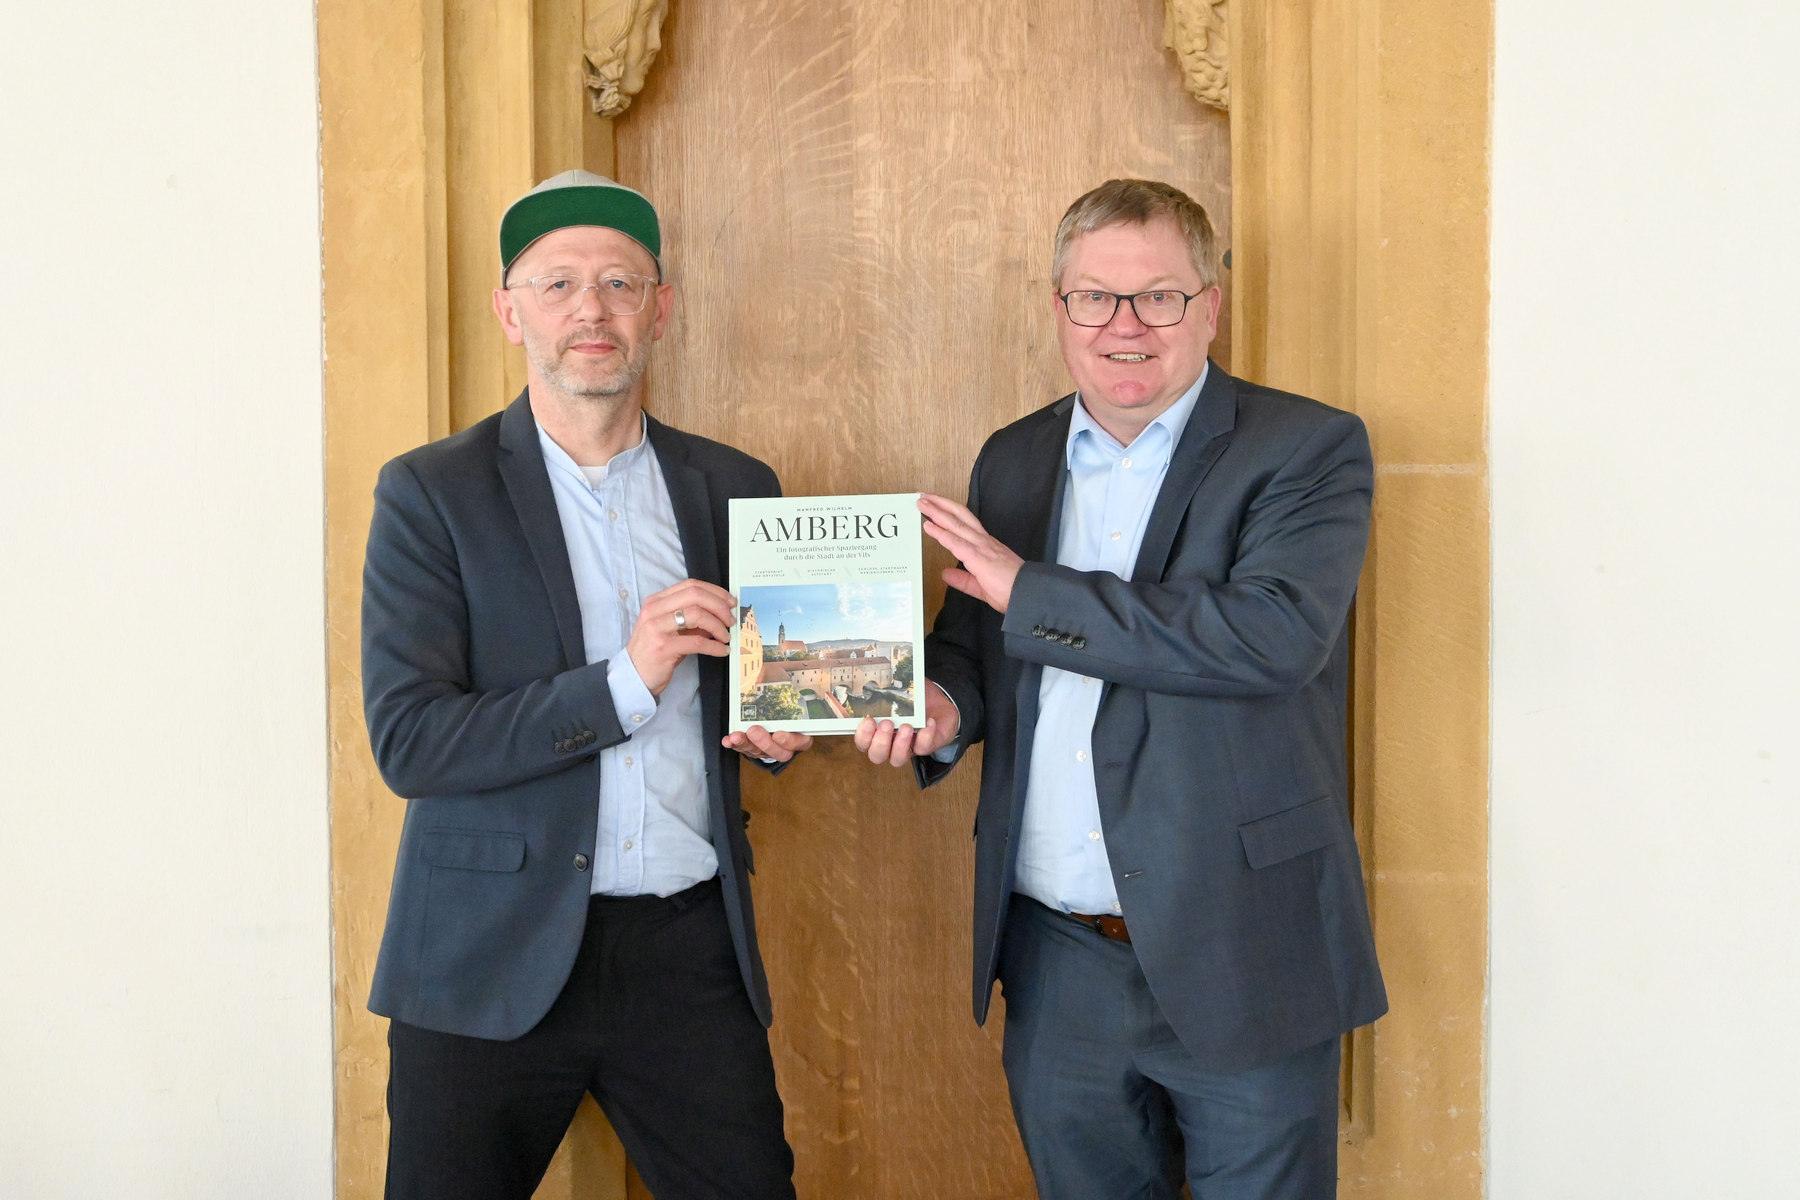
top-left (360, 170), bottom-right (802, 1199)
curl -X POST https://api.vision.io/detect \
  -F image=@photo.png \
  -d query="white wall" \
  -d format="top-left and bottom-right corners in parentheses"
top-left (0, 2), bottom-right (331, 1196)
top-left (1491, 2), bottom-right (1800, 1194)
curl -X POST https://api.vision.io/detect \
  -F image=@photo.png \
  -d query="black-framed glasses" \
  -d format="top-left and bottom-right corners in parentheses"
top-left (1058, 288), bottom-right (1202, 328)
top-left (511, 273), bottom-right (657, 317)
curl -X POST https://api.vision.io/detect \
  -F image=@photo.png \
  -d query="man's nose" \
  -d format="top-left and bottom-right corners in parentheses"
top-left (573, 283), bottom-right (612, 321)
top-left (1107, 297), bottom-right (1149, 334)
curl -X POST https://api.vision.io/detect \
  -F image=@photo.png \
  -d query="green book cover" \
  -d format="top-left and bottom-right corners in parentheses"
top-left (728, 492), bottom-right (926, 736)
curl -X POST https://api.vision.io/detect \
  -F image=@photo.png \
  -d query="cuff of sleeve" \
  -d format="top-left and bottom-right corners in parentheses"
top-left (928, 683), bottom-right (962, 762)
top-left (1000, 562), bottom-right (1051, 638)
top-left (607, 652), bottom-right (657, 732)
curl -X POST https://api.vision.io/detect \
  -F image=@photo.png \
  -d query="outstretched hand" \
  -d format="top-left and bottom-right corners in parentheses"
top-left (918, 493), bottom-right (1023, 614)
top-left (853, 680), bottom-right (961, 767)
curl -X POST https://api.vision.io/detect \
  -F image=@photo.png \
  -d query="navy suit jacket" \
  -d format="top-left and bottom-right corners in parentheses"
top-left (919, 363), bottom-right (1388, 1073)
top-left (362, 394), bottom-right (781, 1039)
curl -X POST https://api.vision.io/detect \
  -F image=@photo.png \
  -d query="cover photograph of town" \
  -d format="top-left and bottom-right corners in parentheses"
top-left (738, 583), bottom-right (915, 725)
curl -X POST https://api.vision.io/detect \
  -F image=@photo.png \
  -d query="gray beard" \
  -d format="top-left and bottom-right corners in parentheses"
top-left (524, 325), bottom-right (649, 399)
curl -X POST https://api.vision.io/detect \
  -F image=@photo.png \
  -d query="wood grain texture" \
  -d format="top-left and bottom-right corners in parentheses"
top-left (614, 2), bottom-right (1229, 1194)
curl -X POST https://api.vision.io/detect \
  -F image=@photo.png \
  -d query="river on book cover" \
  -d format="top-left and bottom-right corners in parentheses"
top-left (737, 582), bottom-right (917, 724)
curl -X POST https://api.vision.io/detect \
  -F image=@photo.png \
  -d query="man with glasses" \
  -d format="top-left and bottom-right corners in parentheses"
top-left (362, 171), bottom-right (802, 1200)
top-left (857, 179), bottom-right (1387, 1199)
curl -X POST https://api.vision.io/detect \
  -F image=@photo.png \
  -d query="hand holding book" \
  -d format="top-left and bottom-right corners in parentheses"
top-left (852, 680), bottom-right (960, 766)
top-left (720, 724), bottom-right (813, 762)
top-left (624, 578), bottom-right (736, 696)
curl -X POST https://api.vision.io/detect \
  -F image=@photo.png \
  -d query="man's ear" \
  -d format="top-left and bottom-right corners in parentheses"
top-left (1201, 285), bottom-right (1222, 339)
top-left (651, 281), bottom-right (675, 341)
top-left (492, 287), bottom-right (526, 347)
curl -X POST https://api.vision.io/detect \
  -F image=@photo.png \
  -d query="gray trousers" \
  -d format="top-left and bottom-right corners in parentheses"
top-left (998, 896), bottom-right (1341, 1200)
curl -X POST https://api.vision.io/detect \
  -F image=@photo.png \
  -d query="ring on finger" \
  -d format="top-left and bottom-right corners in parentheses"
top-left (673, 608), bottom-right (687, 631)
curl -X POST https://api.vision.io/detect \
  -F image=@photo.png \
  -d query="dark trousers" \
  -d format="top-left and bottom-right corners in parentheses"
top-left (998, 896), bottom-right (1341, 1200)
top-left (385, 878), bottom-right (794, 1200)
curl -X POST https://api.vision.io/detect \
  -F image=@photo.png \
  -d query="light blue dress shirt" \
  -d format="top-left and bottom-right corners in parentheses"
top-left (1012, 364), bottom-right (1208, 915)
top-left (538, 420), bottom-right (718, 897)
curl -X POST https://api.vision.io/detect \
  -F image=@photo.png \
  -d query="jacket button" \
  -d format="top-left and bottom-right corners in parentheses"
top-left (573, 853), bottom-right (590, 872)
top-left (1072, 636), bottom-right (1087, 649)
top-left (1031, 625), bottom-right (1046, 638)
top-left (1060, 633), bottom-right (1076, 646)
top-left (557, 739), bottom-right (572, 753)
top-left (579, 730), bottom-right (594, 745)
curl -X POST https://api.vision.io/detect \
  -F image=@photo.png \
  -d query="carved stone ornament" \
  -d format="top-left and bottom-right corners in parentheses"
top-left (584, 0), bottom-right (668, 119)
top-left (1163, 0), bottom-right (1229, 112)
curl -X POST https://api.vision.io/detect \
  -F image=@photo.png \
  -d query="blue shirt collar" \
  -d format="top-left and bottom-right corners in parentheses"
top-left (537, 413), bottom-right (650, 489)
top-left (1066, 360), bottom-right (1209, 471)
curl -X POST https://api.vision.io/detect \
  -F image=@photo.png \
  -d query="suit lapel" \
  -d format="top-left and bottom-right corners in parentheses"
top-left (1009, 397), bottom-right (1077, 826)
top-left (644, 415), bottom-right (722, 586)
top-left (1130, 363), bottom-right (1238, 584)
top-left (644, 417), bottom-right (727, 758)
top-left (1017, 394), bottom-right (1076, 564)
top-left (496, 392), bottom-right (587, 671)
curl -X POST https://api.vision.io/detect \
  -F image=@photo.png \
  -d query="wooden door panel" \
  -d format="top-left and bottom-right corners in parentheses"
top-left (615, 3), bottom-right (1228, 1194)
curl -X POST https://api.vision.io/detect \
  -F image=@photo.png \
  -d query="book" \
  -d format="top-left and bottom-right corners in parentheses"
top-left (728, 492), bottom-right (926, 736)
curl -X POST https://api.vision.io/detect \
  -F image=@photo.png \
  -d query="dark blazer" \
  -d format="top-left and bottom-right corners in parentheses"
top-left (920, 363), bottom-right (1388, 1073)
top-left (362, 393), bottom-right (781, 1040)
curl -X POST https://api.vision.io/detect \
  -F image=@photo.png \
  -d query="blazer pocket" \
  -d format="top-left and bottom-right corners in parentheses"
top-left (1237, 796), bottom-right (1344, 869)
top-left (421, 827), bottom-right (526, 872)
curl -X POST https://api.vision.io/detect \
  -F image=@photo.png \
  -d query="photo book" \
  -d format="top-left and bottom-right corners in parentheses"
top-left (728, 492), bottom-right (925, 737)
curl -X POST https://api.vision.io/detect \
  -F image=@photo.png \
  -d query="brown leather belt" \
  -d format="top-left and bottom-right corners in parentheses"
top-left (1063, 909), bottom-right (1132, 944)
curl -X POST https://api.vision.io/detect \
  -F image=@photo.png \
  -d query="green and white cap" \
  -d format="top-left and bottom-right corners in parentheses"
top-left (499, 170), bottom-right (661, 282)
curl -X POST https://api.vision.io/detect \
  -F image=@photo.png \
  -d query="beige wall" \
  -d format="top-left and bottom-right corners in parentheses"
top-left (1490, 0), bottom-right (1800, 1193)
top-left (1234, 1), bottom-right (1491, 1192)
top-left (0, 1), bottom-right (332, 1194)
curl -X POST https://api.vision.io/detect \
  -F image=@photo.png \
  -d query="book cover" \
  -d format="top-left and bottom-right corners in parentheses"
top-left (728, 492), bottom-right (925, 736)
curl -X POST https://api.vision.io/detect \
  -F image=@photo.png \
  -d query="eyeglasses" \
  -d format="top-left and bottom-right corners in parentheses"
top-left (510, 273), bottom-right (657, 317)
top-left (1058, 289), bottom-right (1202, 328)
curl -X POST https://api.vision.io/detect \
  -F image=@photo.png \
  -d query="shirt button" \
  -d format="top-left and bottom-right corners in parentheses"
top-left (1088, 830), bottom-right (1101, 841)
top-left (624, 756), bottom-right (634, 767)
top-left (609, 509), bottom-right (619, 520)
top-left (1076, 749), bottom-right (1088, 763)
top-left (1110, 530), bottom-right (1122, 541)
top-left (1112, 901), bottom-right (1122, 914)
top-left (618, 587), bottom-right (629, 600)
top-left (1121, 457), bottom-right (1133, 468)
top-left (623, 839), bottom-right (634, 851)
top-left (632, 714), bottom-right (645, 724)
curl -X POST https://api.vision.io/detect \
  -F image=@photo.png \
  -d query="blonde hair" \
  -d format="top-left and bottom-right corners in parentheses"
top-left (1052, 179), bottom-right (1220, 291)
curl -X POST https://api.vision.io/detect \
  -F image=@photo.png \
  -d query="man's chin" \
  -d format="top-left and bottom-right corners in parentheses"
top-left (553, 365), bottom-right (638, 399)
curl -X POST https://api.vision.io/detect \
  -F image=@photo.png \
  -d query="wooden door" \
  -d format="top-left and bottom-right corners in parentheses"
top-left (613, 2), bottom-right (1230, 1195)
